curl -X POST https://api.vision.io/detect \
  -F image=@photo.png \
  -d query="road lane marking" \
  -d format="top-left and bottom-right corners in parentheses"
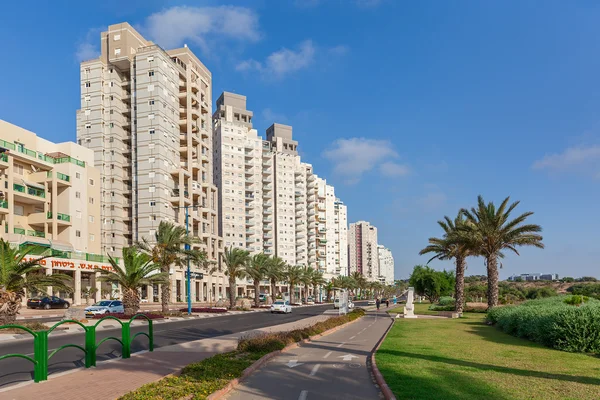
top-left (310, 364), bottom-right (320, 376)
top-left (323, 351), bottom-right (332, 359)
top-left (349, 336), bottom-right (355, 340)
top-left (286, 360), bottom-right (304, 368)
top-left (299, 390), bottom-right (308, 400)
top-left (336, 342), bottom-right (345, 348)
top-left (339, 354), bottom-right (359, 361)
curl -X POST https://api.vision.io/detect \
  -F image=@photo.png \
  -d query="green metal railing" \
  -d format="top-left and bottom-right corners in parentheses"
top-left (0, 153), bottom-right (8, 162)
top-left (0, 314), bottom-right (153, 383)
top-left (47, 212), bottom-right (71, 222)
top-left (14, 183), bottom-right (45, 198)
top-left (14, 227), bottom-right (25, 235)
top-left (13, 183), bottom-right (25, 193)
top-left (0, 138), bottom-right (85, 167)
top-left (0, 200), bottom-right (7, 208)
top-left (27, 230), bottom-right (45, 238)
top-left (57, 172), bottom-right (70, 182)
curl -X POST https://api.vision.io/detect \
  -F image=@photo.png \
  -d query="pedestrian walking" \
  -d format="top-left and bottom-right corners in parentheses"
top-left (376, 298), bottom-right (380, 310)
top-left (386, 299), bottom-right (389, 308)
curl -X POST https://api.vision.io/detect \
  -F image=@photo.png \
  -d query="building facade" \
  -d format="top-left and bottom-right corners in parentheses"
top-left (377, 245), bottom-right (395, 285)
top-left (0, 120), bottom-right (110, 305)
top-left (77, 23), bottom-right (225, 303)
top-left (348, 221), bottom-right (380, 281)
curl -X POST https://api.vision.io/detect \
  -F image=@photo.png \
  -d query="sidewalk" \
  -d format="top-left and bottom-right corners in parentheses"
top-left (224, 310), bottom-right (393, 400)
top-left (1, 313), bottom-right (331, 400)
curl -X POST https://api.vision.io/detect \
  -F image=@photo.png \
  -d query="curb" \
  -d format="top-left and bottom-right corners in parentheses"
top-left (369, 314), bottom-right (396, 400)
top-left (207, 313), bottom-right (366, 400)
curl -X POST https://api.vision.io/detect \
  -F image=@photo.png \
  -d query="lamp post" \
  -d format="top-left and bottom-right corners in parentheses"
top-left (173, 203), bottom-right (199, 316)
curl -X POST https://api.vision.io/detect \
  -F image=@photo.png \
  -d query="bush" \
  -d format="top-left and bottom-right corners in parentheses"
top-left (178, 307), bottom-right (228, 313)
top-left (487, 296), bottom-right (600, 353)
top-left (567, 284), bottom-right (600, 299)
top-left (91, 312), bottom-right (165, 320)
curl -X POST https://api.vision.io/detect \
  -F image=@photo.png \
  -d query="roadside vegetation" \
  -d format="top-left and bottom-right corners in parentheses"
top-left (120, 309), bottom-right (365, 400)
top-left (376, 313), bottom-right (600, 400)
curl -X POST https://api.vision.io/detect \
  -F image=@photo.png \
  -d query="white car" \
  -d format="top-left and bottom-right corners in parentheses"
top-left (271, 300), bottom-right (292, 314)
top-left (333, 298), bottom-right (340, 309)
top-left (85, 300), bottom-right (124, 317)
top-left (368, 299), bottom-right (376, 305)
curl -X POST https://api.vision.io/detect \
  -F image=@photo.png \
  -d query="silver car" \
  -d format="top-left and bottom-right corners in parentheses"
top-left (85, 300), bottom-right (124, 317)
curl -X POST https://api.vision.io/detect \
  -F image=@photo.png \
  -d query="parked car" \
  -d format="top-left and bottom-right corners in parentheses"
top-left (270, 300), bottom-right (292, 314)
top-left (306, 296), bottom-right (315, 305)
top-left (85, 300), bottom-right (124, 317)
top-left (259, 293), bottom-right (268, 302)
top-left (27, 296), bottom-right (70, 310)
top-left (333, 298), bottom-right (340, 309)
top-left (367, 299), bottom-right (376, 305)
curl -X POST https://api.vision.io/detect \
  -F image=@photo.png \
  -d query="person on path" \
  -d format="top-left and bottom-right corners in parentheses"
top-left (386, 299), bottom-right (389, 308)
top-left (376, 298), bottom-right (380, 310)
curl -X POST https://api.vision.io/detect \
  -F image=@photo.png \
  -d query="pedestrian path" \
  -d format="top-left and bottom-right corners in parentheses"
top-left (0, 313), bottom-right (331, 400)
top-left (225, 310), bottom-right (393, 400)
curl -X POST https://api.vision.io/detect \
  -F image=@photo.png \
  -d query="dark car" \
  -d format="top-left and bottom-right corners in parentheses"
top-left (27, 296), bottom-right (70, 310)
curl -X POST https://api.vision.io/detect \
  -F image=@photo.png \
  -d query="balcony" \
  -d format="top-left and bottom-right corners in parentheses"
top-left (262, 176), bottom-right (272, 183)
top-left (264, 241), bottom-right (273, 247)
top-left (0, 200), bottom-right (7, 214)
top-left (48, 211), bottom-right (72, 224)
top-left (262, 168), bottom-right (272, 175)
top-left (264, 233), bottom-right (273, 239)
top-left (263, 224), bottom-right (272, 231)
top-left (263, 191), bottom-right (272, 199)
top-left (13, 183), bottom-right (45, 203)
top-left (263, 184), bottom-right (272, 191)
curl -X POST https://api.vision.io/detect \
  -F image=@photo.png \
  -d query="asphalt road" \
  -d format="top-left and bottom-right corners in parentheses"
top-left (0, 303), bottom-right (354, 389)
top-left (225, 310), bottom-right (393, 400)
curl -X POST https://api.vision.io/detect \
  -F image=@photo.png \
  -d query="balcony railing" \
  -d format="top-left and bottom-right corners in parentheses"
top-left (47, 212), bottom-right (71, 222)
top-left (0, 154), bottom-right (8, 162)
top-left (28, 230), bottom-right (45, 238)
top-left (14, 184), bottom-right (45, 198)
top-left (14, 228), bottom-right (25, 235)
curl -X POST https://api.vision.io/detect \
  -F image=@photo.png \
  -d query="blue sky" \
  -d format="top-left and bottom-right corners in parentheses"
top-left (1, 1), bottom-right (599, 280)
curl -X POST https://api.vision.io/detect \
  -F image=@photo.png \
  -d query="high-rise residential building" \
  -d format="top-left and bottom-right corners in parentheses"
top-left (0, 120), bottom-right (110, 305)
top-left (377, 245), bottom-right (395, 285)
top-left (348, 221), bottom-right (380, 281)
top-left (77, 23), bottom-right (225, 303)
top-left (213, 92), bottom-right (349, 291)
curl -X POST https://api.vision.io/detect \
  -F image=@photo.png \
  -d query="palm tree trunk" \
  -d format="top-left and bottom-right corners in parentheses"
top-left (271, 280), bottom-right (277, 301)
top-left (304, 284), bottom-right (308, 303)
top-left (455, 256), bottom-right (466, 314)
top-left (313, 284), bottom-right (318, 302)
top-left (254, 280), bottom-right (260, 307)
top-left (0, 290), bottom-right (22, 325)
top-left (160, 264), bottom-right (171, 313)
top-left (229, 277), bottom-right (236, 309)
top-left (289, 283), bottom-right (294, 303)
top-left (123, 288), bottom-right (140, 315)
top-left (487, 255), bottom-right (499, 309)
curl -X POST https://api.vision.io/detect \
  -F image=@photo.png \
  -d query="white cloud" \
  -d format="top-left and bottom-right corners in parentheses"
top-left (380, 161), bottom-right (410, 177)
top-left (323, 138), bottom-right (399, 184)
top-left (142, 6), bottom-right (260, 52)
top-left (75, 27), bottom-right (103, 62)
top-left (237, 40), bottom-right (315, 79)
top-left (533, 145), bottom-right (600, 177)
top-left (262, 108), bottom-right (288, 123)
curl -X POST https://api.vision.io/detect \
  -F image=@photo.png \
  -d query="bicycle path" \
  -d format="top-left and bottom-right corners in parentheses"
top-left (225, 310), bottom-right (393, 400)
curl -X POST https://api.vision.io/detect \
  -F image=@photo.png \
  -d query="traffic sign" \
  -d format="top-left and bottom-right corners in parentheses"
top-left (185, 271), bottom-right (204, 279)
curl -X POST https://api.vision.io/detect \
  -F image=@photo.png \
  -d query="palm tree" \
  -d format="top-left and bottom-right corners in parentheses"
top-left (419, 212), bottom-right (472, 313)
top-left (324, 281), bottom-right (334, 302)
top-left (311, 271), bottom-right (326, 302)
top-left (96, 247), bottom-right (168, 315)
top-left (245, 253), bottom-right (269, 307)
top-left (0, 240), bottom-right (72, 325)
top-left (351, 271), bottom-right (366, 299)
top-left (137, 221), bottom-right (206, 313)
top-left (300, 266), bottom-right (315, 303)
top-left (285, 265), bottom-right (304, 304)
top-left (462, 195), bottom-right (544, 309)
top-left (264, 256), bottom-right (285, 300)
top-left (222, 247), bottom-right (250, 309)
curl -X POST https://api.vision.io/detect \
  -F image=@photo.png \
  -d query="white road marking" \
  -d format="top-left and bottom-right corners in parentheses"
top-left (310, 363), bottom-right (320, 376)
top-left (323, 351), bottom-right (332, 359)
top-left (299, 390), bottom-right (308, 400)
top-left (338, 354), bottom-right (359, 361)
top-left (336, 342), bottom-right (345, 348)
top-left (349, 336), bottom-right (355, 340)
top-left (286, 360), bottom-right (304, 368)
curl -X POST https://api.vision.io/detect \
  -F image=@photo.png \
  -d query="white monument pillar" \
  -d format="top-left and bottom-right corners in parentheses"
top-left (403, 287), bottom-right (417, 318)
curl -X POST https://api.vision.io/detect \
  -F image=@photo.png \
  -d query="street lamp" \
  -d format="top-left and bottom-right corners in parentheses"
top-left (173, 203), bottom-right (200, 315)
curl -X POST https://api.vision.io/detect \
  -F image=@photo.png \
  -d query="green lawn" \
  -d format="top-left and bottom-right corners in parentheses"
top-left (387, 301), bottom-right (440, 315)
top-left (375, 313), bottom-right (600, 400)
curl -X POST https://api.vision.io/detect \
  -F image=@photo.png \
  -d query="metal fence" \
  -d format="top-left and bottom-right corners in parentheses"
top-left (0, 314), bottom-right (153, 383)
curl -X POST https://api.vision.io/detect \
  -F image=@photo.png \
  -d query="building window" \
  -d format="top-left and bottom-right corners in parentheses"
top-left (148, 84), bottom-right (154, 92)
top-left (149, 157), bottom-right (155, 163)
top-left (148, 99), bottom-right (155, 105)
top-left (114, 48), bottom-right (121, 56)
top-left (148, 56), bottom-right (154, 62)
top-left (89, 215), bottom-right (94, 223)
top-left (149, 201), bottom-right (156, 207)
top-left (76, 172), bottom-right (81, 179)
top-left (149, 128), bottom-right (155, 134)
top-left (109, 123), bottom-right (114, 128)
top-left (148, 70), bottom-right (154, 77)
top-left (85, 95), bottom-right (91, 102)
top-left (85, 81), bottom-right (91, 88)
top-left (85, 68), bottom-right (90, 74)
top-left (148, 113), bottom-right (155, 120)
top-left (89, 234), bottom-right (95, 242)
top-left (89, 178), bottom-right (94, 186)
top-left (76, 230), bottom-right (81, 238)
top-left (75, 191), bottom-right (81, 198)
top-left (114, 34), bottom-right (120, 41)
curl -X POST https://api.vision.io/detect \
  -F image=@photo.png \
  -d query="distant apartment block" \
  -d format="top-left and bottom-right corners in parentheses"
top-left (377, 245), bottom-right (395, 285)
top-left (348, 221), bottom-right (379, 281)
top-left (508, 273), bottom-right (559, 282)
top-left (76, 23), bottom-right (225, 303)
top-left (0, 120), bottom-right (112, 305)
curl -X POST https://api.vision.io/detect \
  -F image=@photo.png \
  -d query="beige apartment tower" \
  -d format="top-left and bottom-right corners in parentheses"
top-left (348, 221), bottom-right (379, 281)
top-left (0, 120), bottom-right (109, 305)
top-left (77, 23), bottom-right (225, 303)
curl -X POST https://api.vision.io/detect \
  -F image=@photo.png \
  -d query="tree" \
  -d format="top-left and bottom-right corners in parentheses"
top-left (409, 265), bottom-right (455, 304)
top-left (300, 266), bottom-right (315, 303)
top-left (264, 256), bottom-right (285, 300)
top-left (81, 287), bottom-right (98, 305)
top-left (351, 272), bottom-right (367, 299)
top-left (419, 212), bottom-right (473, 313)
top-left (0, 240), bottom-right (73, 325)
top-left (222, 247), bottom-right (250, 309)
top-left (310, 271), bottom-right (326, 302)
top-left (96, 247), bottom-right (167, 315)
top-left (137, 221), bottom-right (206, 313)
top-left (324, 281), bottom-right (334, 302)
top-left (285, 265), bottom-right (304, 304)
top-left (462, 195), bottom-right (544, 309)
top-left (245, 253), bottom-right (269, 307)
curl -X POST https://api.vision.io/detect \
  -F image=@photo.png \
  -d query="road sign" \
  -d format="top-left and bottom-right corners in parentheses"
top-left (185, 271), bottom-right (204, 279)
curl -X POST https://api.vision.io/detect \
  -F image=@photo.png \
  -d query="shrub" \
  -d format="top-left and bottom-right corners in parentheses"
top-left (91, 312), bottom-right (165, 320)
top-left (487, 296), bottom-right (600, 353)
top-left (567, 284), bottom-right (600, 299)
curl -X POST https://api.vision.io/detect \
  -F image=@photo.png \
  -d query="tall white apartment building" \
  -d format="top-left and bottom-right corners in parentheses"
top-left (77, 23), bottom-right (225, 303)
top-left (377, 245), bottom-right (395, 285)
top-left (334, 198), bottom-right (348, 276)
top-left (348, 221), bottom-right (379, 281)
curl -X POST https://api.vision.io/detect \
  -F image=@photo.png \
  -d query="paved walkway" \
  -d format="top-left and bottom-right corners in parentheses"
top-left (225, 310), bottom-right (393, 400)
top-left (1, 314), bottom-right (331, 400)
